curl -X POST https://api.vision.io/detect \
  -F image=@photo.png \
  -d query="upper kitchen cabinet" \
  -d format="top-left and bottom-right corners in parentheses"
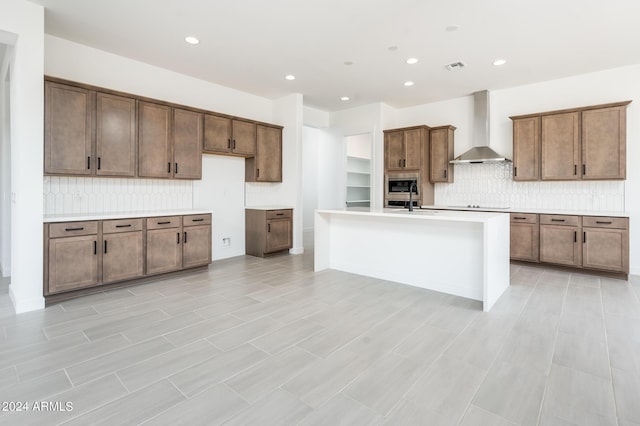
top-left (510, 100), bottom-right (630, 182)
top-left (384, 126), bottom-right (427, 172)
top-left (138, 102), bottom-right (203, 179)
top-left (44, 81), bottom-right (93, 176)
top-left (511, 116), bottom-right (540, 181)
top-left (45, 79), bottom-right (137, 177)
top-left (429, 126), bottom-right (455, 183)
top-left (203, 114), bottom-right (256, 157)
top-left (246, 124), bottom-right (283, 182)
top-left (138, 101), bottom-right (172, 178)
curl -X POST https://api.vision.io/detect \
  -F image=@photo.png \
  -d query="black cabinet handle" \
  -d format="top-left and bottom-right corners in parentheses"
top-left (97, 157), bottom-right (101, 170)
top-left (583, 164), bottom-right (586, 175)
top-left (596, 221), bottom-right (612, 224)
top-left (233, 139), bottom-right (236, 149)
top-left (175, 163), bottom-right (178, 174)
top-left (276, 213), bottom-right (284, 216)
top-left (398, 159), bottom-right (402, 167)
top-left (513, 217), bottom-right (527, 220)
top-left (65, 227), bottom-right (84, 231)
top-left (115, 224), bottom-right (132, 228)
top-left (184, 232), bottom-right (187, 243)
top-left (104, 240), bottom-right (107, 254)
top-left (574, 165), bottom-right (577, 175)
top-left (514, 166), bottom-right (517, 177)
top-left (583, 232), bottom-right (586, 243)
top-left (87, 156), bottom-right (91, 170)
top-left (167, 162), bottom-right (171, 173)
top-left (268, 223), bottom-right (271, 232)
top-left (93, 240), bottom-right (97, 255)
top-left (177, 232), bottom-right (180, 244)
top-left (157, 221), bottom-right (171, 225)
top-left (403, 159), bottom-right (407, 167)
top-left (444, 169), bottom-right (447, 179)
top-left (192, 218), bottom-right (204, 222)
top-left (551, 219), bottom-right (565, 222)
top-left (256, 168), bottom-right (260, 178)
top-left (574, 231), bottom-right (577, 243)
top-left (227, 138), bottom-right (231, 149)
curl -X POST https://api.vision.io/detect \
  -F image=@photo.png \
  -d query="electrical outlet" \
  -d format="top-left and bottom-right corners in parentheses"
top-left (222, 237), bottom-right (231, 247)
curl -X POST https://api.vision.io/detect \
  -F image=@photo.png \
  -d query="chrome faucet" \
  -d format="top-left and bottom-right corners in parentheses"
top-left (408, 180), bottom-right (417, 212)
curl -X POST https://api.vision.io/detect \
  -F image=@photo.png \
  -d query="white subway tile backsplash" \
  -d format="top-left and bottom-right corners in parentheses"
top-left (435, 163), bottom-right (624, 211)
top-left (43, 177), bottom-right (193, 215)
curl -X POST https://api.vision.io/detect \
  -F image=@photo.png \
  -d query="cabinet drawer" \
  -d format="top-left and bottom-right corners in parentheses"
top-left (540, 214), bottom-right (580, 227)
top-left (103, 218), bottom-right (143, 234)
top-left (582, 216), bottom-right (628, 230)
top-left (49, 221), bottom-right (98, 238)
top-left (266, 209), bottom-right (292, 220)
top-left (183, 214), bottom-right (212, 227)
top-left (510, 213), bottom-right (538, 224)
top-left (146, 216), bottom-right (181, 229)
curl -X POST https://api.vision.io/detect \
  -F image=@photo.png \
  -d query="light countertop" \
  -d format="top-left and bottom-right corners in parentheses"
top-left (43, 209), bottom-right (212, 223)
top-left (421, 205), bottom-right (630, 218)
top-left (245, 205), bottom-right (294, 210)
top-left (317, 208), bottom-right (508, 224)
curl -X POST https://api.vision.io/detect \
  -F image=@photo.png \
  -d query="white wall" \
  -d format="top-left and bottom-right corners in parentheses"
top-left (302, 127), bottom-right (319, 231)
top-left (1, 0), bottom-right (45, 313)
top-left (0, 44), bottom-right (11, 276)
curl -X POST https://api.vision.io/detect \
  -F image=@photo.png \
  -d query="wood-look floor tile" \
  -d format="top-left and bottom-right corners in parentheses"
top-left (83, 309), bottom-right (169, 341)
top-left (164, 314), bottom-right (244, 347)
top-left (299, 393), bottom-right (384, 426)
top-left (223, 389), bottom-right (312, 426)
top-left (607, 332), bottom-right (640, 374)
top-left (207, 316), bottom-right (283, 351)
top-left (383, 398), bottom-right (454, 426)
top-left (552, 331), bottom-right (610, 379)
top-left (0, 331), bottom-right (88, 371)
top-left (193, 296), bottom-right (259, 319)
top-left (612, 367), bottom-right (640, 424)
top-left (122, 311), bottom-right (205, 343)
top-left (458, 405), bottom-right (518, 426)
top-left (250, 318), bottom-right (325, 355)
top-left (0, 370), bottom-right (72, 404)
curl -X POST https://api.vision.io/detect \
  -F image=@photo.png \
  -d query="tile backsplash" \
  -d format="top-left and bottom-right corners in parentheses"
top-left (435, 163), bottom-right (625, 211)
top-left (43, 176), bottom-right (193, 215)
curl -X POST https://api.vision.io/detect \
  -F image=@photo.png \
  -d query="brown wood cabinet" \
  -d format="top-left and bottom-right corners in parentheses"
top-left (246, 208), bottom-right (292, 257)
top-left (246, 124), bottom-right (283, 182)
top-left (511, 101), bottom-right (630, 182)
top-left (146, 216), bottom-right (183, 275)
top-left (173, 108), bottom-right (203, 179)
top-left (429, 126), bottom-right (455, 183)
top-left (582, 216), bottom-right (629, 273)
top-left (102, 218), bottom-right (144, 284)
top-left (96, 93), bottom-right (137, 177)
top-left (510, 213), bottom-right (539, 262)
top-left (203, 115), bottom-right (256, 156)
top-left (512, 116), bottom-right (540, 181)
top-left (182, 214), bottom-right (212, 269)
top-left (384, 127), bottom-right (426, 171)
top-left (539, 214), bottom-right (582, 267)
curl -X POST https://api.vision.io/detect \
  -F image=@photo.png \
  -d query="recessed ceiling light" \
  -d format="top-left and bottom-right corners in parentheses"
top-left (493, 59), bottom-right (507, 66)
top-left (285, 75), bottom-right (296, 81)
top-left (406, 58), bottom-right (418, 65)
top-left (445, 25), bottom-right (459, 32)
top-left (341, 96), bottom-right (350, 101)
top-left (403, 81), bottom-right (415, 87)
top-left (184, 36), bottom-right (200, 45)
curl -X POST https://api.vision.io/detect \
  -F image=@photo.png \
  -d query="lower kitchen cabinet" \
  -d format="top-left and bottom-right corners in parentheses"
top-left (582, 216), bottom-right (629, 273)
top-left (539, 215), bottom-right (581, 267)
top-left (510, 213), bottom-right (539, 262)
top-left (44, 213), bottom-right (212, 298)
top-left (246, 208), bottom-right (293, 257)
top-left (146, 216), bottom-right (183, 275)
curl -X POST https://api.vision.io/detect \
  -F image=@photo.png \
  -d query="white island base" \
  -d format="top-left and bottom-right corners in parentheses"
top-left (314, 209), bottom-right (510, 312)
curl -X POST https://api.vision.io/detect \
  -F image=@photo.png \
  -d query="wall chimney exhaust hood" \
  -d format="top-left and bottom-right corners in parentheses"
top-left (450, 90), bottom-right (511, 164)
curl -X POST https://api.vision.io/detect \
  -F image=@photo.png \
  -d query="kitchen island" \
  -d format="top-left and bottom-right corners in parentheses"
top-left (314, 208), bottom-right (510, 312)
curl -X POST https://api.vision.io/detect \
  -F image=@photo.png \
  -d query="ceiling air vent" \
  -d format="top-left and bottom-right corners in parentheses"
top-left (445, 61), bottom-right (466, 71)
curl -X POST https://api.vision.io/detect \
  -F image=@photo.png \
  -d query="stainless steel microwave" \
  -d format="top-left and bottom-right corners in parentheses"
top-left (385, 172), bottom-right (421, 206)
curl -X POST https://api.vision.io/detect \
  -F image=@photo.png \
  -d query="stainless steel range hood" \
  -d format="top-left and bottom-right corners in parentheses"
top-left (450, 90), bottom-right (510, 164)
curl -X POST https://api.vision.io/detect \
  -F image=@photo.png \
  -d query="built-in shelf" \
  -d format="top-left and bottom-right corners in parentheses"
top-left (346, 156), bottom-right (370, 207)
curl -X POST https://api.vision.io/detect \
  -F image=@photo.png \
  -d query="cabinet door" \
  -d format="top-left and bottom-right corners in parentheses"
top-left (429, 128), bottom-right (452, 182)
top-left (96, 93), bottom-right (136, 177)
top-left (385, 131), bottom-right (405, 171)
top-left (510, 222), bottom-right (539, 262)
top-left (265, 219), bottom-right (292, 253)
top-left (182, 225), bottom-right (211, 269)
top-left (582, 106), bottom-right (626, 180)
top-left (254, 125), bottom-right (282, 182)
top-left (102, 231), bottom-right (144, 283)
top-left (173, 108), bottom-right (203, 179)
top-left (582, 228), bottom-right (628, 272)
top-left (512, 117), bottom-right (540, 181)
top-left (146, 228), bottom-right (182, 275)
top-left (541, 112), bottom-right (580, 180)
top-left (44, 82), bottom-right (93, 175)
top-left (403, 128), bottom-right (422, 170)
top-left (138, 101), bottom-right (172, 178)
top-left (231, 119), bottom-right (257, 156)
top-left (203, 114), bottom-right (232, 153)
top-left (539, 225), bottom-right (581, 266)
top-left (48, 235), bottom-right (99, 294)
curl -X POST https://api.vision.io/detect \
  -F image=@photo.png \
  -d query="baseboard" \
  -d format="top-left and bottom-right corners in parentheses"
top-left (9, 285), bottom-right (45, 314)
top-left (289, 246), bottom-right (304, 255)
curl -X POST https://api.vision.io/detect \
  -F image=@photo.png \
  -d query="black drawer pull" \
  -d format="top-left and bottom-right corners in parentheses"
top-left (583, 232), bottom-right (586, 243)
top-left (192, 218), bottom-right (204, 222)
top-left (227, 138), bottom-right (231, 149)
top-left (175, 163), bottom-right (178, 174)
top-left (93, 240), bottom-right (97, 255)
top-left (574, 231), bottom-right (577, 243)
top-left (104, 240), bottom-right (108, 254)
top-left (167, 162), bottom-right (171, 173)
top-left (157, 221), bottom-right (171, 225)
top-left (177, 232), bottom-right (180, 244)
top-left (583, 164), bottom-right (586, 175)
top-left (87, 156), bottom-right (91, 170)
top-left (550, 219), bottom-right (565, 222)
top-left (268, 223), bottom-right (271, 232)
top-left (276, 213), bottom-right (284, 216)
top-left (514, 166), bottom-right (517, 177)
top-left (596, 221), bottom-right (612, 225)
top-left (115, 224), bottom-right (132, 228)
top-left (513, 217), bottom-right (527, 220)
top-left (97, 157), bottom-right (101, 170)
top-left (256, 168), bottom-right (260, 178)
top-left (574, 164), bottom-right (577, 175)
top-left (65, 227), bottom-right (84, 231)
top-left (184, 232), bottom-right (187, 243)
top-left (444, 169), bottom-right (447, 179)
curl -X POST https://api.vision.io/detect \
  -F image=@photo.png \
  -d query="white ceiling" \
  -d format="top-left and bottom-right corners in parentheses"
top-left (30, 0), bottom-right (640, 112)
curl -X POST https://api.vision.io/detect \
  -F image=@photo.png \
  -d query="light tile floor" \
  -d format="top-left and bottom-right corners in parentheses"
top-left (1, 252), bottom-right (640, 425)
